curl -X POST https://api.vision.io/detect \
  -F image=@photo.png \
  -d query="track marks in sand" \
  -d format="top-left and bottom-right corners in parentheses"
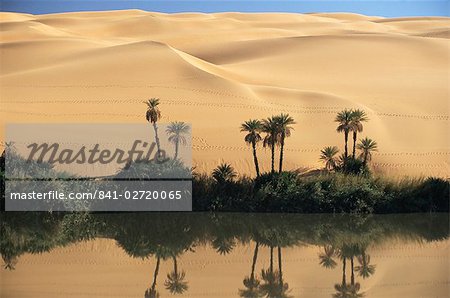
top-left (1, 96), bottom-right (448, 121)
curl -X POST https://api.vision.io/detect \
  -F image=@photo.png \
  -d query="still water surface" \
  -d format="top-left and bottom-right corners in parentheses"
top-left (1, 213), bottom-right (449, 297)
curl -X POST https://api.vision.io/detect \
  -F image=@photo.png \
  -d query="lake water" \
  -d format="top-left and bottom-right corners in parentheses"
top-left (1, 213), bottom-right (449, 297)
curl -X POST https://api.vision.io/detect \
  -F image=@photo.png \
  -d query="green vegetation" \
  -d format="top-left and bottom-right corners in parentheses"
top-left (0, 102), bottom-right (448, 214)
top-left (193, 171), bottom-right (449, 213)
top-left (193, 108), bottom-right (447, 213)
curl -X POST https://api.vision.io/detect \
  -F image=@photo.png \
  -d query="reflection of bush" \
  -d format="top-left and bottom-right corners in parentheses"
top-left (1, 212), bottom-right (448, 269)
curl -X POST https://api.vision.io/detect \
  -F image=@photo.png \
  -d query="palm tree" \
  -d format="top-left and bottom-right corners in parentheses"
top-left (240, 119), bottom-right (263, 177)
top-left (144, 98), bottom-right (162, 153)
top-left (166, 122), bottom-right (190, 160)
top-left (319, 146), bottom-right (340, 172)
top-left (319, 245), bottom-right (338, 269)
top-left (350, 110), bottom-right (368, 158)
top-left (335, 109), bottom-right (353, 159)
top-left (357, 137), bottom-right (378, 165)
top-left (262, 117), bottom-right (279, 174)
top-left (239, 242), bottom-right (262, 298)
top-left (145, 256), bottom-right (161, 298)
top-left (274, 114), bottom-right (295, 173)
top-left (212, 163), bottom-right (237, 183)
top-left (355, 253), bottom-right (376, 279)
top-left (164, 256), bottom-right (189, 294)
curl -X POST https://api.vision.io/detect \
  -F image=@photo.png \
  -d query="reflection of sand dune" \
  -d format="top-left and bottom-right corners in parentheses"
top-left (2, 239), bottom-right (449, 297)
top-left (1, 10), bottom-right (449, 176)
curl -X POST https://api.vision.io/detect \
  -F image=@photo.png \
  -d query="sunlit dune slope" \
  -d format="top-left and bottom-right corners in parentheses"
top-left (1, 10), bottom-right (449, 177)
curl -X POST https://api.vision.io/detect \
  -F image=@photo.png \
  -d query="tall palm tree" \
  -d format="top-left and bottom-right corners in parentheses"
top-left (262, 117), bottom-right (279, 174)
top-left (350, 110), bottom-right (368, 158)
top-left (240, 119), bottom-right (263, 177)
top-left (335, 109), bottom-right (353, 159)
top-left (145, 256), bottom-right (161, 298)
top-left (274, 114), bottom-right (295, 173)
top-left (355, 253), bottom-right (376, 279)
top-left (166, 122), bottom-right (190, 160)
top-left (239, 242), bottom-right (263, 298)
top-left (319, 146), bottom-right (340, 172)
top-left (357, 137), bottom-right (378, 165)
top-left (144, 98), bottom-right (162, 153)
top-left (212, 163), bottom-right (237, 183)
top-left (164, 256), bottom-right (189, 294)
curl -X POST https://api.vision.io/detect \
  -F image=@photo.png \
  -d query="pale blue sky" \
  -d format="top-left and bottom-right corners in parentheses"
top-left (1, 0), bottom-right (448, 17)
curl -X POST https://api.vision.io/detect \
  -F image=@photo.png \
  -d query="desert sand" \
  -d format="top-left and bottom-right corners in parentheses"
top-left (1, 10), bottom-right (449, 177)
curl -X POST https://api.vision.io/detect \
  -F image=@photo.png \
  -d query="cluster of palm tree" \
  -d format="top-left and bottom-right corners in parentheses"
top-left (318, 244), bottom-right (376, 298)
top-left (321, 109), bottom-right (378, 172)
top-left (144, 98), bottom-right (190, 161)
top-left (240, 114), bottom-right (296, 177)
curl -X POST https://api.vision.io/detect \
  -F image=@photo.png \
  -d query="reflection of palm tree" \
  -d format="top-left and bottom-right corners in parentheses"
top-left (212, 236), bottom-right (236, 255)
top-left (239, 242), bottom-right (263, 298)
top-left (355, 253), bottom-right (376, 279)
top-left (333, 249), bottom-right (365, 298)
top-left (144, 98), bottom-right (162, 153)
top-left (2, 255), bottom-right (17, 270)
top-left (333, 282), bottom-right (364, 298)
top-left (319, 245), bottom-right (337, 269)
top-left (166, 122), bottom-right (190, 160)
top-left (259, 246), bottom-right (291, 298)
top-left (145, 256), bottom-right (161, 298)
top-left (240, 119), bottom-right (263, 177)
top-left (164, 256), bottom-right (188, 294)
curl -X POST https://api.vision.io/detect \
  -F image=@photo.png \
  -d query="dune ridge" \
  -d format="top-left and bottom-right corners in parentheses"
top-left (1, 10), bottom-right (449, 177)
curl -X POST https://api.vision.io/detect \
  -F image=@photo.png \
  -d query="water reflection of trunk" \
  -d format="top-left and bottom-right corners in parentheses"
top-left (277, 246), bottom-right (283, 290)
top-left (151, 256), bottom-right (161, 293)
top-left (350, 256), bottom-right (355, 286)
top-left (251, 242), bottom-right (259, 280)
top-left (342, 257), bottom-right (347, 285)
top-left (270, 246), bottom-right (274, 274)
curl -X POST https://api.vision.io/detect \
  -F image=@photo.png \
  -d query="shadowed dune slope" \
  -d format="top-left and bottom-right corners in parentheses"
top-left (1, 10), bottom-right (449, 177)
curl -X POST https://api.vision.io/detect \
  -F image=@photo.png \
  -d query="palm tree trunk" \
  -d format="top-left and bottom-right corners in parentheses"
top-left (153, 122), bottom-right (161, 153)
top-left (174, 140), bottom-right (179, 160)
top-left (151, 256), bottom-right (161, 292)
top-left (250, 242), bottom-right (259, 280)
top-left (344, 131), bottom-right (349, 158)
top-left (352, 131), bottom-right (357, 158)
top-left (252, 141), bottom-right (260, 177)
top-left (270, 139), bottom-right (275, 174)
top-left (278, 133), bottom-right (285, 173)
top-left (277, 246), bottom-right (283, 287)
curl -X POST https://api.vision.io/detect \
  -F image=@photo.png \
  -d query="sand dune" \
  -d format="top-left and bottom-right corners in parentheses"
top-left (1, 10), bottom-right (449, 177)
